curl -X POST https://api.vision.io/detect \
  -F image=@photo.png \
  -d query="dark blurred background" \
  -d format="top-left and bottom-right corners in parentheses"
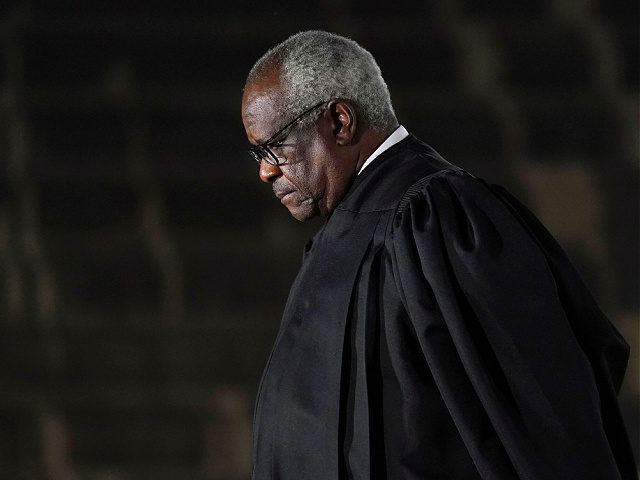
top-left (0, 0), bottom-right (637, 478)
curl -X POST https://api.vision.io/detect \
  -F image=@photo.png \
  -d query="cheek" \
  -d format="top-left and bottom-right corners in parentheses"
top-left (285, 147), bottom-right (325, 195)
top-left (299, 140), bottom-right (329, 188)
top-left (285, 164), bottom-right (316, 197)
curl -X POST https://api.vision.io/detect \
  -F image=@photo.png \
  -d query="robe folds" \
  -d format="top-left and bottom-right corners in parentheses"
top-left (251, 135), bottom-right (636, 479)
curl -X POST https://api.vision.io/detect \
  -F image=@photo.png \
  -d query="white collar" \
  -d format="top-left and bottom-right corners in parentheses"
top-left (357, 125), bottom-right (409, 175)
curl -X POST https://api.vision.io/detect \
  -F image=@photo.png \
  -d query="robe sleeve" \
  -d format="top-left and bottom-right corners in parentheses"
top-left (390, 169), bottom-right (635, 479)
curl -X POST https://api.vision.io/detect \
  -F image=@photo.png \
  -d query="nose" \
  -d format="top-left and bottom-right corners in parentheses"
top-left (259, 159), bottom-right (282, 183)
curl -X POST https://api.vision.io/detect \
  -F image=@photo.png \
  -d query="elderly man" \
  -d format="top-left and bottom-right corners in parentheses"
top-left (241, 31), bottom-right (635, 479)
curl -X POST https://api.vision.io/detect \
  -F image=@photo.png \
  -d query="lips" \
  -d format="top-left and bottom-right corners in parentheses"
top-left (273, 182), bottom-right (294, 201)
top-left (279, 192), bottom-right (296, 205)
top-left (275, 189), bottom-right (293, 200)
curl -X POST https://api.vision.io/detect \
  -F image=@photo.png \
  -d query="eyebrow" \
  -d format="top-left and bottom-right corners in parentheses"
top-left (253, 128), bottom-right (287, 147)
top-left (250, 130), bottom-right (276, 145)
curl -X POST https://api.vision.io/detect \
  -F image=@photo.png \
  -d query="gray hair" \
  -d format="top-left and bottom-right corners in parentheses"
top-left (246, 30), bottom-right (397, 132)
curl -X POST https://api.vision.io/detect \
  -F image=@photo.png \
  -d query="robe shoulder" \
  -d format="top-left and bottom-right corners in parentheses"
top-left (335, 135), bottom-right (463, 214)
top-left (388, 170), bottom-right (637, 479)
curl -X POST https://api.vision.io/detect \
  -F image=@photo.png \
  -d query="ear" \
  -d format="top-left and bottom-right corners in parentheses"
top-left (329, 100), bottom-right (356, 146)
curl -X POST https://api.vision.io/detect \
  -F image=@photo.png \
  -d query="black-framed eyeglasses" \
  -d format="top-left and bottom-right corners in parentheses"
top-left (248, 101), bottom-right (327, 166)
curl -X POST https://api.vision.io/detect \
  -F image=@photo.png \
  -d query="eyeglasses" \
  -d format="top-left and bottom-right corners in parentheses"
top-left (248, 101), bottom-right (327, 166)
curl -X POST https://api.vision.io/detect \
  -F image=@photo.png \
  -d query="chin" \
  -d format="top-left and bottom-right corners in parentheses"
top-left (288, 208), bottom-right (316, 222)
top-left (287, 202), bottom-right (318, 222)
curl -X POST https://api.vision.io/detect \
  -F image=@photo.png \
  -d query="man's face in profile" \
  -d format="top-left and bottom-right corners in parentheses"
top-left (242, 72), bottom-right (347, 221)
top-left (242, 82), bottom-right (326, 221)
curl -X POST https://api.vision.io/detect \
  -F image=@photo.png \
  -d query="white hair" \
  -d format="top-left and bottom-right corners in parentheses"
top-left (246, 30), bottom-right (397, 132)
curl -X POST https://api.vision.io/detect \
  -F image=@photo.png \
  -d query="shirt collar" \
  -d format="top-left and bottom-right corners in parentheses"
top-left (357, 125), bottom-right (409, 175)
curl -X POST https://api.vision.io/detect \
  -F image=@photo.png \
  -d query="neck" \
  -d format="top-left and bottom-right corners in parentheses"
top-left (354, 125), bottom-right (398, 173)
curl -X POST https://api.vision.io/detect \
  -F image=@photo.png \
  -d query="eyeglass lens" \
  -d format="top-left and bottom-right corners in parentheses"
top-left (250, 145), bottom-right (280, 166)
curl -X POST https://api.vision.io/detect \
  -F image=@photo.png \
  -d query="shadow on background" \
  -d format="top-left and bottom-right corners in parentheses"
top-left (0, 0), bottom-right (637, 478)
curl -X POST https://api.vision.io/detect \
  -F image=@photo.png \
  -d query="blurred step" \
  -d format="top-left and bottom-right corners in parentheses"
top-left (51, 326), bottom-right (268, 385)
top-left (23, 30), bottom-right (110, 87)
top-left (150, 153), bottom-right (256, 183)
top-left (608, 23), bottom-right (639, 90)
top-left (0, 258), bottom-right (7, 320)
top-left (29, 105), bottom-right (127, 159)
top-left (160, 179), bottom-right (273, 229)
top-left (65, 406), bottom-right (203, 468)
top-left (459, 0), bottom-right (547, 19)
top-left (37, 180), bottom-right (139, 229)
top-left (28, 102), bottom-right (129, 183)
top-left (516, 160), bottom-right (613, 302)
top-left (23, 27), bottom-right (223, 87)
top-left (0, 171), bottom-right (12, 208)
top-left (174, 231), bottom-right (301, 317)
top-left (0, 47), bottom-right (5, 86)
top-left (347, 0), bottom-right (435, 21)
top-left (519, 96), bottom-right (619, 156)
top-left (147, 107), bottom-right (244, 163)
top-left (398, 98), bottom-right (503, 158)
top-left (361, 27), bottom-right (456, 88)
top-left (496, 23), bottom-right (593, 90)
top-left (28, 0), bottom-right (327, 17)
top-left (597, 0), bottom-right (639, 24)
top-left (29, 152), bottom-right (128, 183)
top-left (23, 13), bottom-right (326, 89)
top-left (0, 409), bottom-right (38, 471)
top-left (0, 329), bottom-right (52, 384)
top-left (45, 232), bottom-right (161, 313)
top-left (62, 328), bottom-right (163, 386)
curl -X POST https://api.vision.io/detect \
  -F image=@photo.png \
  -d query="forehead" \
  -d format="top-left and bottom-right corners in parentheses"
top-left (241, 73), bottom-right (283, 144)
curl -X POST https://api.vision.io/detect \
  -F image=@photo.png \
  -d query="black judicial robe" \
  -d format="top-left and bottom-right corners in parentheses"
top-left (252, 135), bottom-right (636, 479)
